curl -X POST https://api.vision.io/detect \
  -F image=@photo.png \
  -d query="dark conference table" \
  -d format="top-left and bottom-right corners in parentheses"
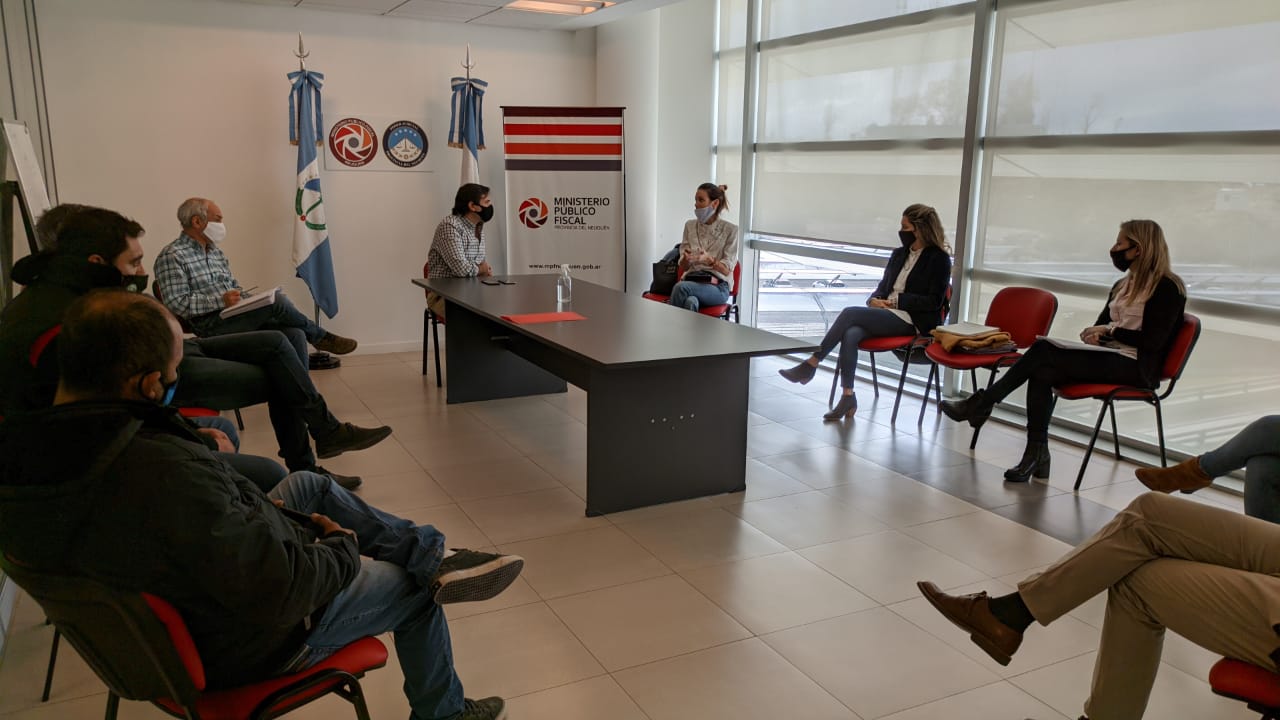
top-left (412, 274), bottom-right (815, 515)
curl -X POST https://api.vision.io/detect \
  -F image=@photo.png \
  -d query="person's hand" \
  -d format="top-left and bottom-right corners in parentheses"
top-left (868, 297), bottom-right (890, 309)
top-left (195, 427), bottom-right (236, 454)
top-left (311, 513), bottom-right (355, 538)
top-left (1080, 325), bottom-right (1109, 345)
top-left (477, 261), bottom-right (493, 277)
top-left (222, 289), bottom-right (242, 307)
top-left (697, 252), bottom-right (715, 265)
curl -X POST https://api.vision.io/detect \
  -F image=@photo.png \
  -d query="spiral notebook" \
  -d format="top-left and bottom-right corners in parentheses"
top-left (219, 287), bottom-right (280, 319)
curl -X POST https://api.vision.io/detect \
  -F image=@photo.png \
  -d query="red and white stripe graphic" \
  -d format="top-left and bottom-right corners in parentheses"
top-left (502, 108), bottom-right (624, 171)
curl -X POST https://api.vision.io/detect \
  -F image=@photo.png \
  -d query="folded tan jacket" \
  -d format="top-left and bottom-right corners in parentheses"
top-left (930, 328), bottom-right (1014, 353)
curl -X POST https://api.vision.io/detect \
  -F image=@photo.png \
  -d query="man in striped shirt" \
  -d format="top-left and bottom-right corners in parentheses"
top-left (426, 184), bottom-right (494, 319)
top-left (155, 198), bottom-right (357, 365)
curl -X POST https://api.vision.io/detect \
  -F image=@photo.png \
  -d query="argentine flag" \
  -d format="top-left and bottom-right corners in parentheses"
top-left (289, 69), bottom-right (338, 318)
top-left (449, 76), bottom-right (487, 185)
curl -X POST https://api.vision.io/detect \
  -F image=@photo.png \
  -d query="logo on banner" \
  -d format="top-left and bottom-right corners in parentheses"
top-left (328, 118), bottom-right (377, 167)
top-left (382, 121), bottom-right (427, 168)
top-left (518, 197), bottom-right (549, 228)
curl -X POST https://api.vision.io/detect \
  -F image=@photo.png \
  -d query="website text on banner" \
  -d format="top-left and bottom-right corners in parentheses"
top-left (502, 107), bottom-right (626, 291)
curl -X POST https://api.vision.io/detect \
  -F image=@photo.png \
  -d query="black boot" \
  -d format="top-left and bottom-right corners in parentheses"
top-left (939, 390), bottom-right (994, 428)
top-left (778, 361), bottom-right (817, 385)
top-left (1004, 442), bottom-right (1050, 483)
top-left (823, 393), bottom-right (858, 421)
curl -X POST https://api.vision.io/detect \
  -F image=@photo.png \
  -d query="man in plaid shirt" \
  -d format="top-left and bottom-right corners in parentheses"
top-left (425, 184), bottom-right (494, 319)
top-left (155, 198), bottom-right (357, 365)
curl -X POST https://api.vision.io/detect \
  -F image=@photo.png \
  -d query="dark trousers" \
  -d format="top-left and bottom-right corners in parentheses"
top-left (815, 306), bottom-right (916, 389)
top-left (986, 339), bottom-right (1144, 443)
top-left (1201, 415), bottom-right (1280, 523)
top-left (176, 331), bottom-right (341, 472)
top-left (191, 294), bottom-right (322, 366)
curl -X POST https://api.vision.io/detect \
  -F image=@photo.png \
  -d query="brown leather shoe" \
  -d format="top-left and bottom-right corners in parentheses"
top-left (917, 581), bottom-right (1023, 666)
top-left (1135, 457), bottom-right (1212, 495)
top-left (314, 332), bottom-right (358, 355)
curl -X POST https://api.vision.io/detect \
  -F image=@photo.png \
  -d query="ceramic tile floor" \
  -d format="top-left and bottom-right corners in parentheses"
top-left (0, 351), bottom-right (1255, 719)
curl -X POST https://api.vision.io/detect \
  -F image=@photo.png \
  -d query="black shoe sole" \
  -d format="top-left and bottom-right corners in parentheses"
top-left (434, 556), bottom-right (525, 605)
top-left (316, 427), bottom-right (393, 460)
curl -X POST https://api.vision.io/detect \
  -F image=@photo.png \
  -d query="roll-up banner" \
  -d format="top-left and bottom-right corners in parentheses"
top-left (502, 107), bottom-right (626, 290)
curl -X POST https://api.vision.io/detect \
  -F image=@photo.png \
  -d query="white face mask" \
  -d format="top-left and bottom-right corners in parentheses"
top-left (694, 205), bottom-right (716, 224)
top-left (202, 221), bottom-right (227, 244)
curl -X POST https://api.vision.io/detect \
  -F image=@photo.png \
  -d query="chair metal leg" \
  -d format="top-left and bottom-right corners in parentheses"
top-left (827, 366), bottom-right (839, 410)
top-left (1075, 399), bottom-right (1113, 491)
top-left (103, 692), bottom-right (119, 720)
top-left (1109, 401), bottom-right (1121, 461)
top-left (890, 354), bottom-right (912, 425)
top-left (431, 317), bottom-right (442, 389)
top-left (868, 353), bottom-right (880, 398)
top-left (1154, 398), bottom-right (1167, 467)
top-left (41, 627), bottom-right (60, 702)
top-left (918, 364), bottom-right (937, 425)
top-left (233, 408), bottom-right (245, 431)
top-left (969, 369), bottom-right (999, 450)
top-left (427, 307), bottom-right (437, 376)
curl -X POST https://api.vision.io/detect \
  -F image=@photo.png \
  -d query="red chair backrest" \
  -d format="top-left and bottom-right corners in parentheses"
top-left (29, 325), bottom-right (62, 367)
top-left (423, 262), bottom-right (430, 300)
top-left (730, 262), bottom-right (742, 299)
top-left (1159, 313), bottom-right (1201, 383)
top-left (142, 594), bottom-right (208, 692)
top-left (984, 287), bottom-right (1057, 348)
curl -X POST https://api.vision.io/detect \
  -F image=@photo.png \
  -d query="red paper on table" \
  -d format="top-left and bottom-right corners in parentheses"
top-left (501, 311), bottom-right (587, 324)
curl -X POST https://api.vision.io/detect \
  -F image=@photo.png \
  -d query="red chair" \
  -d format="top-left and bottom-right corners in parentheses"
top-left (697, 263), bottom-right (742, 322)
top-left (644, 263), bottom-right (742, 323)
top-left (1052, 313), bottom-right (1201, 490)
top-left (422, 262), bottom-right (444, 387)
top-left (1, 552), bottom-right (388, 720)
top-left (1210, 657), bottom-right (1280, 719)
top-left (827, 286), bottom-right (951, 425)
top-left (918, 287), bottom-right (1059, 448)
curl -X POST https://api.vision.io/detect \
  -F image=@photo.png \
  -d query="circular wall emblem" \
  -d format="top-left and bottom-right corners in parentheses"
top-left (519, 197), bottom-right (549, 229)
top-left (328, 118), bottom-right (377, 167)
top-left (383, 121), bottom-right (428, 168)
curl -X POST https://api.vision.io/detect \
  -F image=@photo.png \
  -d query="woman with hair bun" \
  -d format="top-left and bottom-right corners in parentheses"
top-left (669, 183), bottom-right (738, 313)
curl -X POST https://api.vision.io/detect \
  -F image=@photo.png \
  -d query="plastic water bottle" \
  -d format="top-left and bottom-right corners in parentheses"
top-left (556, 264), bottom-right (573, 303)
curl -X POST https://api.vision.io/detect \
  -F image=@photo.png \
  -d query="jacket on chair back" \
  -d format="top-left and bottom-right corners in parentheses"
top-left (0, 402), bottom-right (360, 689)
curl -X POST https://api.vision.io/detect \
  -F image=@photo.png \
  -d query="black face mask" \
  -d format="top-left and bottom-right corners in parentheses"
top-left (1110, 248), bottom-right (1134, 272)
top-left (898, 230), bottom-right (916, 248)
top-left (137, 373), bottom-right (180, 406)
top-left (476, 205), bottom-right (495, 223)
top-left (122, 273), bottom-right (149, 293)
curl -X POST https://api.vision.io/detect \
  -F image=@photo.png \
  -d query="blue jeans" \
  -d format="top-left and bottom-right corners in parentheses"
top-left (266, 472), bottom-right (462, 720)
top-left (177, 331), bottom-right (342, 472)
top-left (187, 415), bottom-right (287, 492)
top-left (669, 279), bottom-right (729, 312)
top-left (1200, 415), bottom-right (1280, 524)
top-left (815, 306), bottom-right (916, 389)
top-left (191, 293), bottom-right (323, 366)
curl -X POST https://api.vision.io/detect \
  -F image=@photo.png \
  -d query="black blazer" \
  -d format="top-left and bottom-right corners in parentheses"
top-left (1094, 275), bottom-right (1187, 387)
top-left (871, 245), bottom-right (952, 332)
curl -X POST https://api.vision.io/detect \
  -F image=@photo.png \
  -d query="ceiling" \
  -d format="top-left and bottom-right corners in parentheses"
top-left (210, 0), bottom-right (683, 30)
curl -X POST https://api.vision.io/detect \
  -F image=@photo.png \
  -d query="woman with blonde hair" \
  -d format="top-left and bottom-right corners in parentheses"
top-left (778, 203), bottom-right (952, 420)
top-left (941, 219), bottom-right (1187, 482)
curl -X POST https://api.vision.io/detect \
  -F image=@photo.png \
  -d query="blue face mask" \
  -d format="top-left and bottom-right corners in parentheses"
top-left (695, 205), bottom-right (716, 224)
top-left (138, 373), bottom-right (179, 406)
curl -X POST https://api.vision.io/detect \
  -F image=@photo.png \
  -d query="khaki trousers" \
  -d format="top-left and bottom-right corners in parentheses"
top-left (426, 291), bottom-right (446, 320)
top-left (1018, 492), bottom-right (1280, 720)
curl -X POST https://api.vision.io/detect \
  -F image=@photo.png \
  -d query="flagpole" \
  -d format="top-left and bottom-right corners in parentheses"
top-left (291, 34), bottom-right (340, 370)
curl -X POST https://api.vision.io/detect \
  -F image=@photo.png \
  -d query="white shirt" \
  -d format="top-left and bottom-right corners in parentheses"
top-left (886, 247), bottom-right (923, 325)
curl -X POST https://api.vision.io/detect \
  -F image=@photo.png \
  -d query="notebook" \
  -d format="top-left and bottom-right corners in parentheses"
top-left (500, 311), bottom-right (587, 325)
top-left (935, 322), bottom-right (1001, 337)
top-left (219, 286), bottom-right (280, 319)
top-left (1037, 336), bottom-right (1126, 354)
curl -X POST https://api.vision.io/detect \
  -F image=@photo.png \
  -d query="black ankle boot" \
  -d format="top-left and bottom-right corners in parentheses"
top-left (939, 390), bottom-right (994, 428)
top-left (1004, 442), bottom-right (1050, 482)
top-left (823, 393), bottom-right (858, 421)
top-left (778, 361), bottom-right (817, 385)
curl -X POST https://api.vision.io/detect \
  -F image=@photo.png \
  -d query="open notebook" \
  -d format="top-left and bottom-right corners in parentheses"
top-left (934, 322), bottom-right (1001, 337)
top-left (219, 286), bottom-right (280, 319)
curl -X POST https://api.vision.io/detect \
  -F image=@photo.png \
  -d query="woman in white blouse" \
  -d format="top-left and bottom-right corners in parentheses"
top-left (778, 204), bottom-right (952, 420)
top-left (669, 183), bottom-right (738, 313)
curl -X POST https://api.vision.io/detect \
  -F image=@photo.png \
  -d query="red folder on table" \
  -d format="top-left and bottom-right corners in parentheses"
top-left (501, 311), bottom-right (587, 324)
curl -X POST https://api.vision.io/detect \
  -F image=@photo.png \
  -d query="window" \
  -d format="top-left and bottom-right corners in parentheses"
top-left (761, 0), bottom-right (971, 41)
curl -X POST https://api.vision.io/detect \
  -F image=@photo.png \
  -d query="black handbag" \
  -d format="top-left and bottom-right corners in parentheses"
top-left (649, 261), bottom-right (678, 295)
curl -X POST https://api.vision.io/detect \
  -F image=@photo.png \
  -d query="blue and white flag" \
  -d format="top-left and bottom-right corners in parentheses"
top-left (448, 76), bottom-right (488, 185)
top-left (288, 68), bottom-right (338, 318)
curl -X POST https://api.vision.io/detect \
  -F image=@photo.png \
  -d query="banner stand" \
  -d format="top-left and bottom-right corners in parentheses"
top-left (501, 107), bottom-right (627, 291)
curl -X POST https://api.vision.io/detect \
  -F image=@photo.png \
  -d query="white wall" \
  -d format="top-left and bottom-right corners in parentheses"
top-left (37, 0), bottom-right (596, 351)
top-left (597, 0), bottom-right (717, 294)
